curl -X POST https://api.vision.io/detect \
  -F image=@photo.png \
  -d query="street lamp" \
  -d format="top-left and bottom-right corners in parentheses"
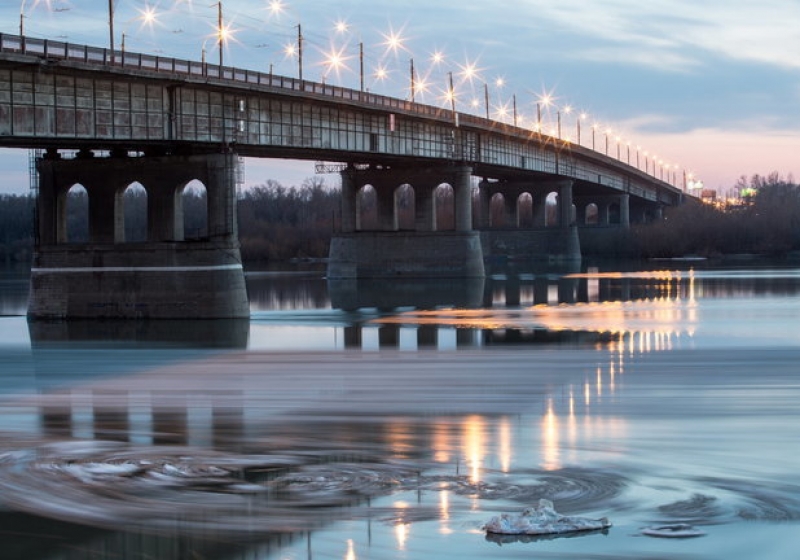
top-left (121, 6), bottom-right (158, 54)
top-left (216, 1), bottom-right (224, 67)
top-left (108, 0), bottom-right (115, 61)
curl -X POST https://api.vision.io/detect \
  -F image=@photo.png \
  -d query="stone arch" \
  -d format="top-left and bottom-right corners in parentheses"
top-left (116, 182), bottom-right (148, 243)
top-left (394, 184), bottom-right (415, 231)
top-left (58, 183), bottom-right (89, 244)
top-left (434, 183), bottom-right (455, 231)
top-left (545, 191), bottom-right (559, 226)
top-left (356, 184), bottom-right (377, 231)
top-left (517, 192), bottom-right (533, 228)
top-left (585, 202), bottom-right (599, 225)
top-left (488, 193), bottom-right (503, 228)
top-left (178, 179), bottom-right (208, 240)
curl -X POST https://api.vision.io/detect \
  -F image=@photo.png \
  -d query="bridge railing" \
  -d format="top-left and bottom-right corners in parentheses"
top-left (0, 33), bottom-right (683, 194)
top-left (0, 33), bottom-right (456, 122)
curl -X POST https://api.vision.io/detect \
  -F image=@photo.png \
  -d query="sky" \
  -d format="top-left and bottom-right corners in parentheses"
top-left (0, 0), bottom-right (798, 195)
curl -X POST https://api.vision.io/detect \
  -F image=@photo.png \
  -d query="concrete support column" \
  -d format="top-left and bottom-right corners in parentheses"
top-left (558, 180), bottom-right (574, 227)
top-left (415, 187), bottom-right (436, 232)
top-left (454, 165), bottom-right (473, 232)
top-left (88, 184), bottom-right (117, 244)
top-left (376, 187), bottom-right (395, 231)
top-left (206, 153), bottom-right (237, 240)
top-left (575, 203), bottom-right (587, 226)
top-left (532, 191), bottom-right (547, 227)
top-left (598, 203), bottom-right (610, 226)
top-left (477, 179), bottom-right (491, 229)
top-left (619, 194), bottom-right (630, 228)
top-left (340, 168), bottom-right (357, 233)
top-left (149, 187), bottom-right (179, 242)
top-left (503, 195), bottom-right (517, 228)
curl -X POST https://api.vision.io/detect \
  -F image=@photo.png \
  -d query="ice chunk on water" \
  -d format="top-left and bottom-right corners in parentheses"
top-left (483, 499), bottom-right (611, 535)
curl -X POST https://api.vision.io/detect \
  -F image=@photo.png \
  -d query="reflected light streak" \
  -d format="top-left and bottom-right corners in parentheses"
top-left (498, 417), bottom-right (511, 473)
top-left (345, 538), bottom-right (356, 560)
top-left (463, 415), bottom-right (485, 483)
top-left (542, 398), bottom-right (560, 470)
top-left (394, 517), bottom-right (409, 550)
top-left (439, 489), bottom-right (450, 523)
top-left (432, 422), bottom-right (451, 463)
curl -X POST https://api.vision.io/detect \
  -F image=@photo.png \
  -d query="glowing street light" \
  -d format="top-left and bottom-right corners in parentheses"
top-left (121, 5), bottom-right (158, 53)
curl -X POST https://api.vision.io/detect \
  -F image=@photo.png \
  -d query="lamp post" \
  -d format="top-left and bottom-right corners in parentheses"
top-left (297, 23), bottom-right (303, 81)
top-left (216, 1), bottom-right (224, 67)
top-left (108, 0), bottom-right (115, 62)
top-left (410, 58), bottom-right (416, 102)
top-left (19, 0), bottom-right (29, 36)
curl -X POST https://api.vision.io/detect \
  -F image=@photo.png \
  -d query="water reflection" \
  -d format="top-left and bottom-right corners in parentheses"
top-left (1, 265), bottom-right (800, 558)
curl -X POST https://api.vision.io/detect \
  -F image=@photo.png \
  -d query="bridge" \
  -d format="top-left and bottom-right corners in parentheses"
top-left (0, 34), bottom-right (687, 319)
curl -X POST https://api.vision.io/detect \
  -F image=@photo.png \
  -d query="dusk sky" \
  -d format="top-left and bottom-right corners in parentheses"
top-left (1, 0), bottom-right (798, 195)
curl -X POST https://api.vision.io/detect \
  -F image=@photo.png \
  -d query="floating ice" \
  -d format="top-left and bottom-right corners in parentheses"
top-left (483, 499), bottom-right (611, 536)
top-left (641, 523), bottom-right (706, 538)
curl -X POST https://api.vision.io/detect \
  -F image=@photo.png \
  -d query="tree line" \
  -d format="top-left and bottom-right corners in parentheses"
top-left (2, 172), bottom-right (799, 265)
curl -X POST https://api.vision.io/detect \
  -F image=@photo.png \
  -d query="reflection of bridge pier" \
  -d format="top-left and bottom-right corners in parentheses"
top-left (29, 151), bottom-right (249, 319)
top-left (39, 388), bottom-right (247, 450)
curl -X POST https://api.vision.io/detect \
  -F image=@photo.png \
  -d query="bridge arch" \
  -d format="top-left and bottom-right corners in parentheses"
top-left (117, 182), bottom-right (148, 243)
top-left (394, 183), bottom-right (415, 231)
top-left (355, 184), bottom-right (377, 231)
top-left (434, 183), bottom-right (455, 231)
top-left (545, 191), bottom-right (559, 226)
top-left (58, 184), bottom-right (89, 244)
top-left (584, 202), bottom-right (599, 225)
top-left (178, 180), bottom-right (209, 240)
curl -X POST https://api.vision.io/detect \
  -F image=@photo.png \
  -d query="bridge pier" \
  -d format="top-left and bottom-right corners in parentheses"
top-left (29, 152), bottom-right (249, 319)
top-left (476, 178), bottom-right (581, 266)
top-left (328, 164), bottom-right (484, 278)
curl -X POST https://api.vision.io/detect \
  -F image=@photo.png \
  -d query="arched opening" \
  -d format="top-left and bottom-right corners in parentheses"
top-left (356, 184), bottom-right (377, 230)
top-left (63, 184), bottom-right (89, 244)
top-left (181, 180), bottom-right (208, 239)
top-left (517, 193), bottom-right (533, 228)
top-left (585, 203), bottom-right (599, 225)
top-left (545, 191), bottom-right (559, 226)
top-left (394, 184), bottom-right (415, 230)
top-left (434, 183), bottom-right (455, 231)
top-left (490, 193), bottom-right (506, 228)
top-left (119, 182), bottom-right (148, 243)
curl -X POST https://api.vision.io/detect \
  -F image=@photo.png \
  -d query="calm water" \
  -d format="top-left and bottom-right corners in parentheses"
top-left (1, 261), bottom-right (800, 559)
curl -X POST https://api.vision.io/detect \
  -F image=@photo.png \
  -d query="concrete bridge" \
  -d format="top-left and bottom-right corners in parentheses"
top-left (0, 34), bottom-right (687, 318)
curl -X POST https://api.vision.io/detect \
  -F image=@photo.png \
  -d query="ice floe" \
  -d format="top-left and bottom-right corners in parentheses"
top-left (483, 499), bottom-right (611, 536)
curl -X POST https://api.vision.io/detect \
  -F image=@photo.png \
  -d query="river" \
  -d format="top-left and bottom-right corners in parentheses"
top-left (0, 260), bottom-right (799, 559)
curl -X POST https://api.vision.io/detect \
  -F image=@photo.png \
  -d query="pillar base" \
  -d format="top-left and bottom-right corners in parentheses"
top-left (480, 226), bottom-right (582, 266)
top-left (28, 242), bottom-right (249, 319)
top-left (328, 232), bottom-right (485, 279)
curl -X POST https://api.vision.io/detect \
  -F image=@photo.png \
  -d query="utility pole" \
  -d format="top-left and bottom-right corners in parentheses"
top-left (217, 1), bottom-right (224, 67)
top-left (108, 0), bottom-right (115, 63)
top-left (297, 24), bottom-right (303, 81)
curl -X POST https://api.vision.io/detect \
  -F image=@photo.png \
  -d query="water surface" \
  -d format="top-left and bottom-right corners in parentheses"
top-left (0, 262), bottom-right (799, 559)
